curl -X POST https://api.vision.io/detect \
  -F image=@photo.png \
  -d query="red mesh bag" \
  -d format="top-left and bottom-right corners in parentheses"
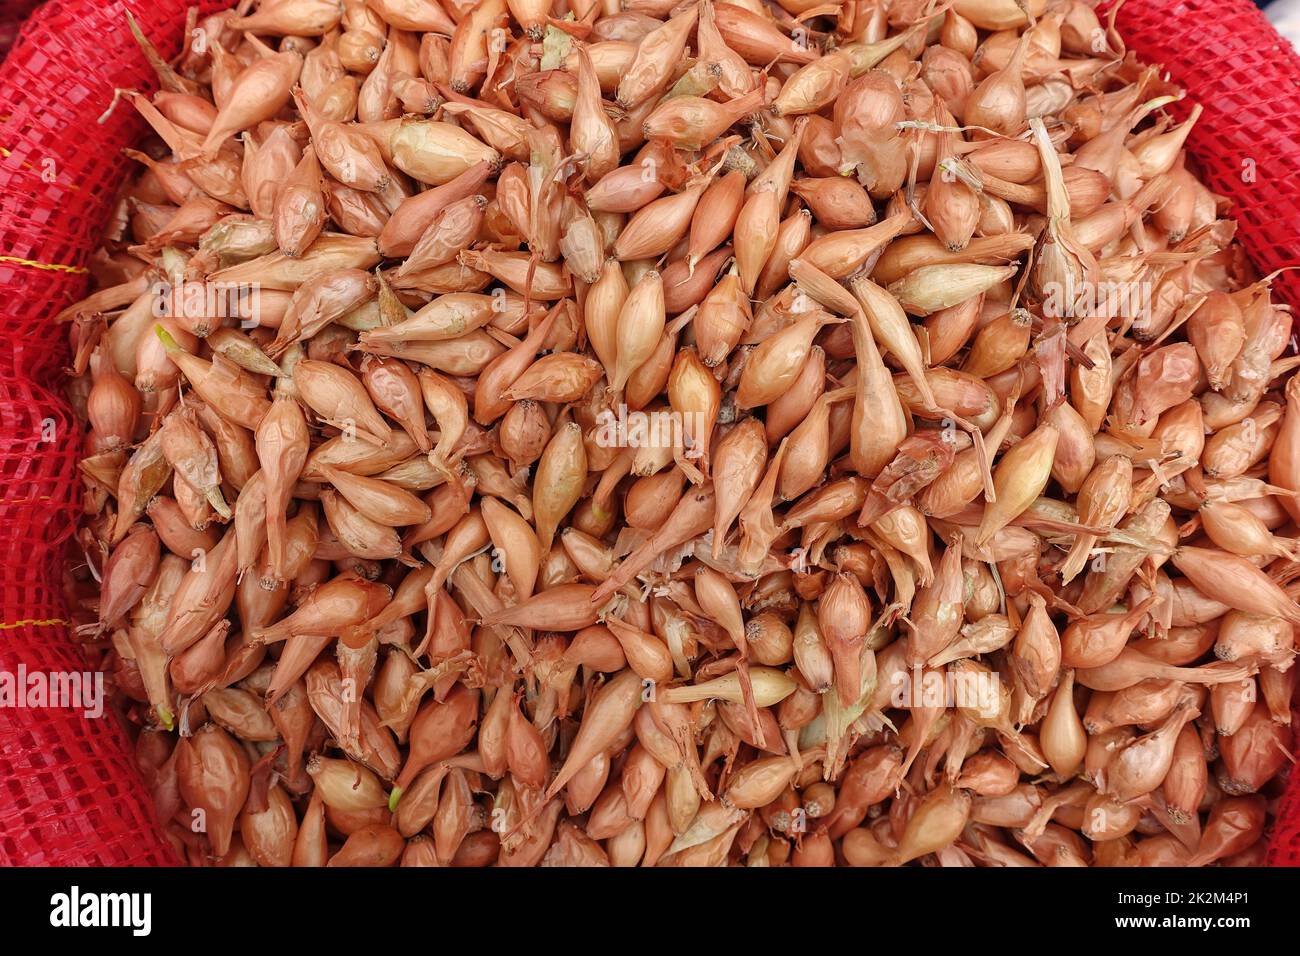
top-left (0, 0), bottom-right (225, 867)
top-left (0, 1), bottom-right (43, 65)
top-left (0, 0), bottom-right (1298, 866)
top-left (1104, 0), bottom-right (1300, 310)
top-left (1097, 0), bottom-right (1300, 868)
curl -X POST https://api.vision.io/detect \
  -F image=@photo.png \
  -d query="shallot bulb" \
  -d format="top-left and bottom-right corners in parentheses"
top-left (51, 0), bottom-right (1300, 869)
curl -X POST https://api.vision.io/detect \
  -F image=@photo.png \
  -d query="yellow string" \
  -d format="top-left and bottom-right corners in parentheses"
top-left (0, 255), bottom-right (89, 275)
top-left (0, 618), bottom-right (69, 631)
top-left (1, 145), bottom-right (82, 190)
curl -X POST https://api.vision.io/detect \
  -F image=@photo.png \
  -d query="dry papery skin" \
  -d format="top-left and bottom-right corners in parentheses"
top-left (64, 0), bottom-right (1299, 868)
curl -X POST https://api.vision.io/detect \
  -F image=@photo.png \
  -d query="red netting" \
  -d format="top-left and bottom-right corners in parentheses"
top-left (0, 0), bottom-right (227, 867)
top-left (0, 1), bottom-right (42, 65)
top-left (1097, 0), bottom-right (1300, 868)
top-left (0, 0), bottom-right (1298, 866)
top-left (1105, 0), bottom-right (1300, 311)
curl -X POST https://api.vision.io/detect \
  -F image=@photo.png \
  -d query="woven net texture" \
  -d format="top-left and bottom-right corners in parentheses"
top-left (0, 0), bottom-right (225, 867)
top-left (0, 0), bottom-right (1297, 864)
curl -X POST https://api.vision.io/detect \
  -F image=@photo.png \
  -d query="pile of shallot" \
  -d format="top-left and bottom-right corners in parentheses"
top-left (63, 0), bottom-right (1297, 866)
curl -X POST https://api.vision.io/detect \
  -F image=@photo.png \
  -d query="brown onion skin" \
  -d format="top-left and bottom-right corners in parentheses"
top-left (176, 724), bottom-right (250, 860)
top-left (58, 0), bottom-right (1300, 871)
